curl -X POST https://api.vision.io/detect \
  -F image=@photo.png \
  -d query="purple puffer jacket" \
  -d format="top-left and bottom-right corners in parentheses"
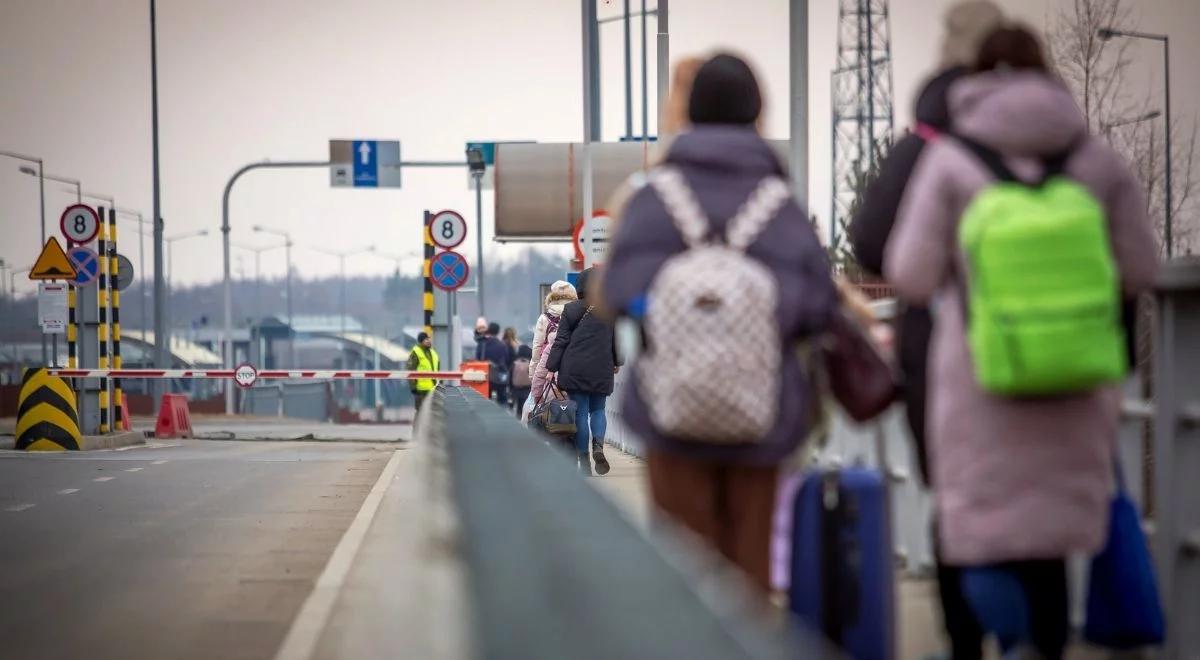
top-left (602, 125), bottom-right (837, 466)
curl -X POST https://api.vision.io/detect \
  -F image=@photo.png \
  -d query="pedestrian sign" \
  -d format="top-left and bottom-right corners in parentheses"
top-left (430, 250), bottom-right (470, 292)
top-left (29, 237), bottom-right (77, 280)
top-left (329, 139), bottom-right (401, 188)
top-left (67, 246), bottom-right (100, 287)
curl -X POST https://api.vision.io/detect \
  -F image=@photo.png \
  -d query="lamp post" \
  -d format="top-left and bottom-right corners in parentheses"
top-left (7, 265), bottom-right (31, 368)
top-left (4, 153), bottom-right (47, 365)
top-left (19, 167), bottom-right (81, 203)
top-left (312, 245), bottom-right (373, 370)
top-left (466, 147), bottom-right (487, 315)
top-left (253, 225), bottom-right (295, 366)
top-left (114, 208), bottom-right (148, 333)
top-left (1099, 27), bottom-right (1173, 256)
top-left (164, 229), bottom-right (209, 350)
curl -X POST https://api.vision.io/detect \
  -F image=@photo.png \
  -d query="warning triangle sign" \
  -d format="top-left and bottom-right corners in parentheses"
top-left (29, 237), bottom-right (77, 281)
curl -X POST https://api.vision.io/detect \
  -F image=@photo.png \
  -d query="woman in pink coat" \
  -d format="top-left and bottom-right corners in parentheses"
top-left (529, 280), bottom-right (577, 405)
top-left (885, 26), bottom-right (1157, 658)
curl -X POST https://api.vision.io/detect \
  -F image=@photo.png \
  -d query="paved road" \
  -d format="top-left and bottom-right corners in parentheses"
top-left (0, 440), bottom-right (392, 660)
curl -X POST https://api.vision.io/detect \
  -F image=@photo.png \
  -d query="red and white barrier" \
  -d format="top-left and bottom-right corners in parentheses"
top-left (45, 368), bottom-right (483, 383)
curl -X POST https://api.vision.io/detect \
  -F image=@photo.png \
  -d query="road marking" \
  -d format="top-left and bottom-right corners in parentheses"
top-left (273, 450), bottom-right (403, 660)
top-left (57, 488), bottom-right (80, 495)
top-left (125, 467), bottom-right (144, 472)
top-left (93, 477), bottom-right (114, 482)
top-left (151, 460), bottom-right (168, 465)
top-left (5, 504), bottom-right (35, 512)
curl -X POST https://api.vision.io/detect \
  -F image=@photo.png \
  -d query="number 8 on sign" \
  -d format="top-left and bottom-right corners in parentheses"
top-left (60, 204), bottom-right (100, 244)
top-left (429, 209), bottom-right (467, 250)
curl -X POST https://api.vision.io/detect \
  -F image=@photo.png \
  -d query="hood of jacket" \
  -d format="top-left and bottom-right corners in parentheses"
top-left (914, 67), bottom-right (967, 130)
top-left (666, 125), bottom-right (785, 178)
top-left (951, 71), bottom-right (1087, 157)
top-left (545, 301), bottom-right (568, 318)
top-left (543, 280), bottom-right (578, 312)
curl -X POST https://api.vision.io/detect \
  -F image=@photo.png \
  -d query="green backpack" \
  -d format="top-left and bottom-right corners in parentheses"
top-left (956, 137), bottom-right (1127, 395)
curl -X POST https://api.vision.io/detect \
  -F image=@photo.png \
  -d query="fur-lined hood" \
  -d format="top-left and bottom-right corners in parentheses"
top-left (544, 280), bottom-right (578, 317)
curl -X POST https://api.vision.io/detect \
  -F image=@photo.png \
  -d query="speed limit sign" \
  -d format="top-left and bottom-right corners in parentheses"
top-left (60, 204), bottom-right (100, 244)
top-left (429, 210), bottom-right (467, 250)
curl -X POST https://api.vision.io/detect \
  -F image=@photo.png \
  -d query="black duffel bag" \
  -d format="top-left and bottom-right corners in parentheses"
top-left (530, 383), bottom-right (577, 439)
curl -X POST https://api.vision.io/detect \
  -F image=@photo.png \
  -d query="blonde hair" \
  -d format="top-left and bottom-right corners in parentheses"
top-left (940, 0), bottom-right (1005, 68)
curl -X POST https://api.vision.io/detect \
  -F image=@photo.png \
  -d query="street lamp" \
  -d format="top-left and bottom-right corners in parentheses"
top-left (19, 167), bottom-right (81, 203)
top-left (164, 229), bottom-right (209, 349)
top-left (7, 265), bottom-right (31, 367)
top-left (3, 152), bottom-right (46, 250)
top-left (253, 225), bottom-right (296, 366)
top-left (1099, 27), bottom-right (1173, 256)
top-left (231, 240), bottom-right (286, 319)
top-left (114, 207), bottom-right (148, 333)
top-left (312, 245), bottom-right (374, 369)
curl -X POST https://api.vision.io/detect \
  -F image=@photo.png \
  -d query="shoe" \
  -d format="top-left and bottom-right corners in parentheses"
top-left (591, 439), bottom-right (610, 476)
top-left (577, 451), bottom-right (593, 476)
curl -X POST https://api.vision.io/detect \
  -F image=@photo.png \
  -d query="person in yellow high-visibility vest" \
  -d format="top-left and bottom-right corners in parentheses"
top-left (406, 332), bottom-right (439, 422)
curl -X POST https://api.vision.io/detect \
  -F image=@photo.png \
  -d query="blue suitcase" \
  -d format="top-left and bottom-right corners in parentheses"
top-left (789, 467), bottom-right (894, 660)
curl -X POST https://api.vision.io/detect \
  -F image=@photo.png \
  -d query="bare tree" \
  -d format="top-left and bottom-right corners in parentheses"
top-left (1049, 0), bottom-right (1199, 256)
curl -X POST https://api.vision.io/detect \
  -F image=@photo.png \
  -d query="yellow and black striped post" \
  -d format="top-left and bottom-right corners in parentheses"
top-left (108, 207), bottom-right (123, 429)
top-left (67, 285), bottom-right (77, 368)
top-left (423, 210), bottom-right (434, 338)
top-left (97, 206), bottom-right (110, 433)
top-left (15, 368), bottom-right (82, 451)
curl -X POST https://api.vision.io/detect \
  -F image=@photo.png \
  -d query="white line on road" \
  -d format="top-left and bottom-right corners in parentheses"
top-left (125, 467), bottom-right (144, 472)
top-left (273, 449), bottom-right (403, 660)
top-left (93, 477), bottom-right (114, 482)
top-left (5, 504), bottom-right (35, 512)
top-left (151, 460), bottom-right (168, 465)
top-left (57, 489), bottom-right (80, 495)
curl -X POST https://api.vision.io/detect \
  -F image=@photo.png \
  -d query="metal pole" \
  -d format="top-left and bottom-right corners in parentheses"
top-left (150, 0), bottom-right (167, 391)
top-left (623, 0), bottom-right (633, 140)
top-left (254, 250), bottom-right (261, 317)
top-left (450, 290), bottom-right (462, 371)
top-left (790, 0), bottom-right (809, 201)
top-left (285, 239), bottom-right (294, 366)
top-left (1163, 37), bottom-right (1173, 258)
top-left (641, 0), bottom-right (648, 141)
top-left (340, 254), bottom-right (347, 369)
top-left (221, 160), bottom-right (330, 414)
top-left (657, 0), bottom-right (669, 135)
top-left (373, 320), bottom-right (382, 420)
top-left (37, 161), bottom-right (48, 365)
top-left (582, 0), bottom-right (597, 269)
top-left (138, 215), bottom-right (146, 335)
top-left (475, 173), bottom-right (485, 316)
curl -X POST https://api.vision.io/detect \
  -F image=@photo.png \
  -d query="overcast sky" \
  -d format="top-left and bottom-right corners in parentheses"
top-left (2, 0), bottom-right (1197, 295)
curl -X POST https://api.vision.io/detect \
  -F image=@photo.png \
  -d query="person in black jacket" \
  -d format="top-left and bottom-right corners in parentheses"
top-left (547, 268), bottom-right (622, 476)
top-left (847, 2), bottom-right (1003, 658)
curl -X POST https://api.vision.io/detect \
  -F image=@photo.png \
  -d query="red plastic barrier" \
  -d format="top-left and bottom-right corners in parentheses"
top-left (154, 393), bottom-right (193, 439)
top-left (460, 361), bottom-right (490, 399)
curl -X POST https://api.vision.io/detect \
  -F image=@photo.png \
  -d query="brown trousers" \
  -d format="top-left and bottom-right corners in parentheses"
top-left (646, 449), bottom-right (779, 592)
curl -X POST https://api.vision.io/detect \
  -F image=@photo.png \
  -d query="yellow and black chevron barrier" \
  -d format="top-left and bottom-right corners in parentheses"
top-left (15, 368), bottom-right (82, 451)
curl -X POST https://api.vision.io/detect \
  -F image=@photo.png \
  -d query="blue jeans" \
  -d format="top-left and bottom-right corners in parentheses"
top-left (960, 560), bottom-right (1068, 660)
top-left (568, 392), bottom-right (607, 453)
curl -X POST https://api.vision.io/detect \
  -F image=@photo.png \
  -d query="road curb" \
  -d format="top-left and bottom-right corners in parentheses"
top-left (80, 431), bottom-right (145, 451)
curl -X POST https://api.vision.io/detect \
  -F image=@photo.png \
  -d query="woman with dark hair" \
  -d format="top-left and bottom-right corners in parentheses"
top-left (886, 24), bottom-right (1157, 658)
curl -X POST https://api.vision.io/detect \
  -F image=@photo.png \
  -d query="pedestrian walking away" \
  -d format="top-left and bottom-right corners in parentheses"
top-left (848, 2), bottom-right (1005, 655)
top-left (530, 281), bottom-right (577, 407)
top-left (406, 331), bottom-right (439, 427)
top-left (601, 52), bottom-right (836, 592)
top-left (546, 268), bottom-right (621, 477)
top-left (511, 342), bottom-right (533, 419)
top-left (885, 24), bottom-right (1158, 659)
top-left (479, 322), bottom-right (512, 406)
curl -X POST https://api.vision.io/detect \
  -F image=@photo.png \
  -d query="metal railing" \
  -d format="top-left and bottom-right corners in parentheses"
top-left (432, 385), bottom-right (834, 659)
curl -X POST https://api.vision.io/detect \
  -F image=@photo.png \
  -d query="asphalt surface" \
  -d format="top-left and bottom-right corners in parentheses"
top-left (0, 439), bottom-right (392, 660)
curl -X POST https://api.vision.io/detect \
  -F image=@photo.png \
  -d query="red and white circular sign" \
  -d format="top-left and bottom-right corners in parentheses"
top-left (60, 204), bottom-right (100, 244)
top-left (234, 363), bottom-right (258, 388)
top-left (572, 210), bottom-right (610, 265)
top-left (429, 209), bottom-right (468, 250)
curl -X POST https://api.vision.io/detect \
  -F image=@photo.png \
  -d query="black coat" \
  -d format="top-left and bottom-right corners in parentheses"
top-left (546, 269), bottom-right (621, 395)
top-left (848, 67), bottom-right (964, 485)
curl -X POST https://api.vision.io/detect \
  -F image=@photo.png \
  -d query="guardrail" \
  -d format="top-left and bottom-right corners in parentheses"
top-left (431, 384), bottom-right (834, 660)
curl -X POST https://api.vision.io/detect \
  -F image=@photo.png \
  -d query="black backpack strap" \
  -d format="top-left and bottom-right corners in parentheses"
top-left (952, 135), bottom-right (1018, 183)
top-left (953, 134), bottom-right (1078, 187)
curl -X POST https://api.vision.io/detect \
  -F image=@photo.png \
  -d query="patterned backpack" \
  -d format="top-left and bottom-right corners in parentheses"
top-left (639, 167), bottom-right (791, 443)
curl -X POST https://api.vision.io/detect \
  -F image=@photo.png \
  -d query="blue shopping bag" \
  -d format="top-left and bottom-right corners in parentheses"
top-left (1084, 464), bottom-right (1165, 649)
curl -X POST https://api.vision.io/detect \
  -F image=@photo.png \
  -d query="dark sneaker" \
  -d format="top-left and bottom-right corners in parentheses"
top-left (592, 439), bottom-right (610, 476)
top-left (577, 452), bottom-right (593, 476)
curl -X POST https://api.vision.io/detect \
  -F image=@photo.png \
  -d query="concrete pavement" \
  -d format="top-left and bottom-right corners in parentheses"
top-left (0, 439), bottom-right (391, 660)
